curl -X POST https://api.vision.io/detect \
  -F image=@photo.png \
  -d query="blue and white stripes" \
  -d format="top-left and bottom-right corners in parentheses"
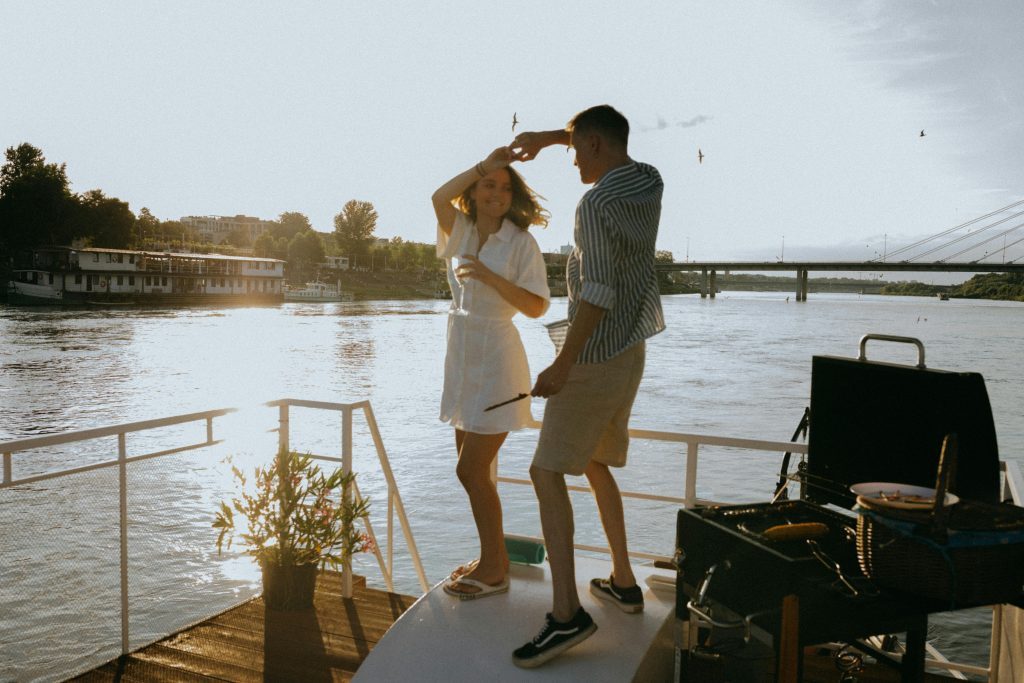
top-left (566, 161), bottom-right (666, 364)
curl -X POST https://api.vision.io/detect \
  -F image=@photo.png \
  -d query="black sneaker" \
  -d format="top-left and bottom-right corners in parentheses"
top-left (589, 575), bottom-right (644, 613)
top-left (512, 608), bottom-right (597, 669)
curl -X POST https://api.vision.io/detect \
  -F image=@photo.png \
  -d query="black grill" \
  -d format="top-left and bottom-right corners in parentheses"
top-left (674, 335), bottom-right (1010, 682)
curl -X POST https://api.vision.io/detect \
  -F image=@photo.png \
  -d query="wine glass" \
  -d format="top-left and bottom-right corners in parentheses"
top-left (451, 255), bottom-right (473, 315)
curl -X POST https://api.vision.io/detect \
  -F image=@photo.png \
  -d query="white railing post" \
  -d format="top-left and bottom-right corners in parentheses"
top-left (118, 432), bottom-right (129, 655)
top-left (354, 479), bottom-right (393, 592)
top-left (685, 441), bottom-right (699, 508)
top-left (278, 404), bottom-right (289, 453)
top-left (988, 604), bottom-right (1002, 682)
top-left (206, 416), bottom-right (213, 444)
top-left (360, 403), bottom-right (429, 592)
top-left (388, 493), bottom-right (395, 582)
top-left (341, 405), bottom-right (353, 599)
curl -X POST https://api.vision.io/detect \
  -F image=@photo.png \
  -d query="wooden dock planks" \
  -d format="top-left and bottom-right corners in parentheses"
top-left (70, 573), bottom-right (416, 683)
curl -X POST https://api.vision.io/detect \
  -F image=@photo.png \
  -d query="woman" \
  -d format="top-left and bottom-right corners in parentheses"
top-left (432, 145), bottom-right (551, 598)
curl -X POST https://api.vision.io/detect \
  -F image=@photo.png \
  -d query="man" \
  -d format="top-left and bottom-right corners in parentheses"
top-left (509, 105), bottom-right (665, 668)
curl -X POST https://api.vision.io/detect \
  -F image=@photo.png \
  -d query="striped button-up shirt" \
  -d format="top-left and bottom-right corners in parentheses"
top-left (567, 160), bottom-right (666, 364)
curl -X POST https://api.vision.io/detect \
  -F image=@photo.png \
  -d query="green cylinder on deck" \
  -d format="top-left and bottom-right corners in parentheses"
top-left (504, 534), bottom-right (545, 565)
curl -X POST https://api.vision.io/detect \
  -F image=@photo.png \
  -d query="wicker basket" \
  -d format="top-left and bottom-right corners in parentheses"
top-left (855, 434), bottom-right (1024, 608)
top-left (856, 506), bottom-right (1024, 607)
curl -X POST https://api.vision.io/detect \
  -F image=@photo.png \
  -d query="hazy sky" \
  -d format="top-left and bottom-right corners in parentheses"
top-left (2, 1), bottom-right (1022, 265)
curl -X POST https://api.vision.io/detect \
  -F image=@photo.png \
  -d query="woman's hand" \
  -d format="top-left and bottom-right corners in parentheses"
top-left (454, 254), bottom-right (497, 287)
top-left (480, 146), bottom-right (515, 174)
top-left (456, 254), bottom-right (546, 317)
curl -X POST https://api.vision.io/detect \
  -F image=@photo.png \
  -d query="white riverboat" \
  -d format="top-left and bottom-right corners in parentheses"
top-left (5, 246), bottom-right (286, 305)
top-left (284, 280), bottom-right (354, 302)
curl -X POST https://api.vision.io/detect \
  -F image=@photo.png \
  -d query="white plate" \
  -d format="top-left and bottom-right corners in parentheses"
top-left (850, 481), bottom-right (959, 510)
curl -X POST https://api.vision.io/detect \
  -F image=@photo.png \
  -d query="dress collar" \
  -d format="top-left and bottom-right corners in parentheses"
top-left (495, 218), bottom-right (518, 242)
top-left (477, 217), bottom-right (518, 245)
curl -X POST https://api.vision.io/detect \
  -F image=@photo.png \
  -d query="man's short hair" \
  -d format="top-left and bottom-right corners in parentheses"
top-left (568, 105), bottom-right (629, 149)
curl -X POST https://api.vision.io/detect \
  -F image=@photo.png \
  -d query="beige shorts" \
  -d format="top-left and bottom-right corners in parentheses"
top-left (532, 342), bottom-right (646, 475)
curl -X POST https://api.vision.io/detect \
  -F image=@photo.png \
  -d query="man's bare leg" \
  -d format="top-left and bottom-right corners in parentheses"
top-left (585, 460), bottom-right (637, 588)
top-left (530, 464), bottom-right (579, 622)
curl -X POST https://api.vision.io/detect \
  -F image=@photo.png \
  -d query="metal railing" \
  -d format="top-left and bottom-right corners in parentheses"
top-left (497, 419), bottom-right (808, 562)
top-left (0, 398), bottom-right (426, 671)
top-left (266, 398), bottom-right (428, 597)
top-left (1, 407), bottom-right (233, 656)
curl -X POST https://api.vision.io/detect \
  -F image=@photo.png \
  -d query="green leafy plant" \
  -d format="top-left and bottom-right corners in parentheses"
top-left (213, 447), bottom-right (373, 569)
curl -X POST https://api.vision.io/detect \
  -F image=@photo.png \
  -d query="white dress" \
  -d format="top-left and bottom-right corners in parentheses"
top-left (436, 212), bottom-right (551, 434)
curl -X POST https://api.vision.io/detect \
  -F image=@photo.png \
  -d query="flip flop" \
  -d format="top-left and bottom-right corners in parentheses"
top-left (448, 559), bottom-right (479, 581)
top-left (443, 576), bottom-right (510, 601)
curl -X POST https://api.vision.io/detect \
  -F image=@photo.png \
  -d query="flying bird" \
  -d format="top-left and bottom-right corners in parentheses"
top-left (920, 130), bottom-right (926, 137)
top-left (512, 113), bottom-right (519, 132)
top-left (697, 148), bottom-right (704, 164)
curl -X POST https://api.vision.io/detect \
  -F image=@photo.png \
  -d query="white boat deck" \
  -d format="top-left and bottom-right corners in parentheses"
top-left (355, 556), bottom-right (677, 682)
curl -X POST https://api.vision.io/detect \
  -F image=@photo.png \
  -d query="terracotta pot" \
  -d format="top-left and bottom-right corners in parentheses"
top-left (260, 561), bottom-right (318, 610)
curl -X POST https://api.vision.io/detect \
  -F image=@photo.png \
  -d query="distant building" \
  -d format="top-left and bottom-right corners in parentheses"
top-left (323, 255), bottom-right (350, 271)
top-left (559, 244), bottom-right (573, 255)
top-left (180, 215), bottom-right (275, 245)
top-left (543, 251), bottom-right (568, 267)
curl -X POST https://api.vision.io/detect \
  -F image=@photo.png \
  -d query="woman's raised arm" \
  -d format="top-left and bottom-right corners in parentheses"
top-left (432, 147), bottom-right (514, 235)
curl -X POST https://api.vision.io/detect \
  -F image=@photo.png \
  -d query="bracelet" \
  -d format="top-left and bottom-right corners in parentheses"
top-left (475, 162), bottom-right (487, 177)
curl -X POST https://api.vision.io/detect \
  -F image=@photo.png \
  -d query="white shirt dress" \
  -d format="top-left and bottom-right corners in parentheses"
top-left (436, 212), bottom-right (551, 434)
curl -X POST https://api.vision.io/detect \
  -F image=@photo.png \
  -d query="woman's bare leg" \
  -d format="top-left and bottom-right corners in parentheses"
top-left (449, 429), bottom-right (510, 594)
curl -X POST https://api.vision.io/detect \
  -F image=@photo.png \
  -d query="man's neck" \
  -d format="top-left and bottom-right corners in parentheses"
top-left (593, 155), bottom-right (632, 184)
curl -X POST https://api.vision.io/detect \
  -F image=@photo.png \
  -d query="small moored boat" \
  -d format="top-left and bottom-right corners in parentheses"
top-left (284, 280), bottom-right (354, 302)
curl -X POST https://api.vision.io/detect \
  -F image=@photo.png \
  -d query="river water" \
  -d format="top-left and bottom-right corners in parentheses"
top-left (2, 292), bottom-right (1022, 681)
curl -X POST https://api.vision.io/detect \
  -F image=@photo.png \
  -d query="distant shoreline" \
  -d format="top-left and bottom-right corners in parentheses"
top-left (5, 267), bottom-right (1022, 304)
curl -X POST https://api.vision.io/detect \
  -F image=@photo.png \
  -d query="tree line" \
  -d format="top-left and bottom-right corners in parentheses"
top-left (0, 143), bottom-right (439, 280)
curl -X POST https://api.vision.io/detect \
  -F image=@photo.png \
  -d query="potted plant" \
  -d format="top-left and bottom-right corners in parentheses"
top-left (214, 446), bottom-right (373, 610)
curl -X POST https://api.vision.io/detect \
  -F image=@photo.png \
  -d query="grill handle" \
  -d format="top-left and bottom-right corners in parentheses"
top-left (686, 600), bottom-right (773, 645)
top-left (686, 600), bottom-right (742, 629)
top-left (695, 560), bottom-right (730, 606)
top-left (858, 334), bottom-right (926, 369)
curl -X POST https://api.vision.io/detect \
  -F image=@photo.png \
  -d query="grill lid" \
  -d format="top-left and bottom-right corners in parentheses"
top-left (805, 335), bottom-right (1000, 508)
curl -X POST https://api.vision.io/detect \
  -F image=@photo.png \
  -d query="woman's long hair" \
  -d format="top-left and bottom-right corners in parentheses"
top-left (457, 166), bottom-right (549, 230)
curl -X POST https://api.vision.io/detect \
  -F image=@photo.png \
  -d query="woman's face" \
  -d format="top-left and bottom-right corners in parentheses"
top-left (471, 168), bottom-right (514, 221)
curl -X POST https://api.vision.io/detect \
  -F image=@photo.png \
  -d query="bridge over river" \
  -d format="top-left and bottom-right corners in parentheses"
top-left (655, 260), bottom-right (1024, 300)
